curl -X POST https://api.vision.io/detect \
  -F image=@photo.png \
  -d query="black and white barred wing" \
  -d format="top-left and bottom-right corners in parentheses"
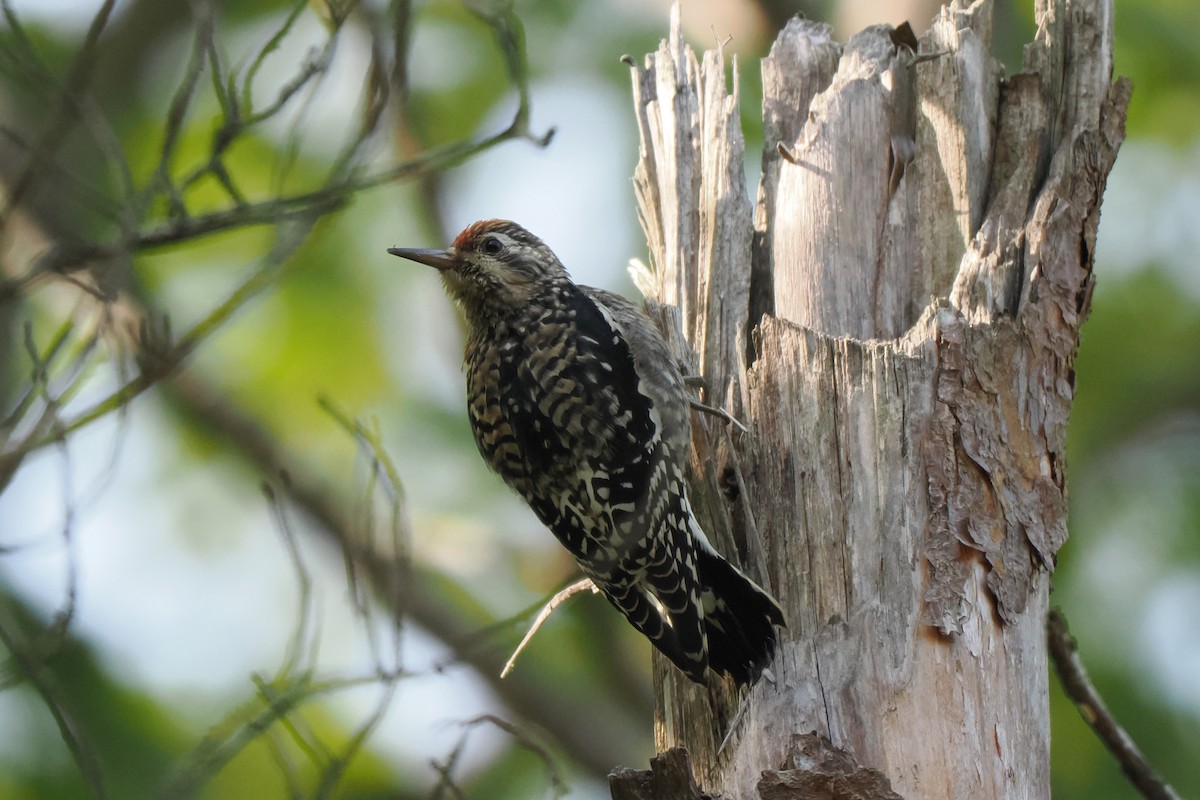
top-left (584, 287), bottom-right (786, 686)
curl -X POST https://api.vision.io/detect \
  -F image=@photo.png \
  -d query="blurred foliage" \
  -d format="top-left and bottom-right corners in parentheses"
top-left (1068, 269), bottom-right (1200, 465)
top-left (1054, 270), bottom-right (1200, 799)
top-left (0, 0), bottom-right (1197, 799)
top-left (1113, 0), bottom-right (1200, 144)
top-left (0, 592), bottom-right (185, 799)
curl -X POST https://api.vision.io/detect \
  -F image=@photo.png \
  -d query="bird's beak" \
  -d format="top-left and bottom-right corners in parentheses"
top-left (387, 247), bottom-right (457, 271)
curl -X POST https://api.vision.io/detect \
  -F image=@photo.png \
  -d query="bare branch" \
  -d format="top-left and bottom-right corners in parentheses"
top-left (0, 0), bottom-right (120, 224)
top-left (688, 399), bottom-right (748, 433)
top-left (1, 212), bottom-right (318, 474)
top-left (162, 370), bottom-right (643, 777)
top-left (0, 617), bottom-right (108, 798)
top-left (1048, 609), bottom-right (1182, 800)
top-left (0, 0), bottom-right (592, 792)
top-left (457, 715), bottom-right (569, 798)
top-left (429, 734), bottom-right (471, 800)
top-left (241, 0), bottom-right (314, 125)
top-left (0, 486), bottom-right (101, 798)
top-left (501, 578), bottom-right (597, 679)
top-left (154, 6), bottom-right (213, 207)
top-left (318, 396), bottom-right (411, 672)
top-left (263, 483), bottom-right (318, 680)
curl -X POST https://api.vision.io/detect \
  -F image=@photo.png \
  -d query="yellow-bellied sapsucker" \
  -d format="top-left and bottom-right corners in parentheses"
top-left (389, 220), bottom-right (785, 685)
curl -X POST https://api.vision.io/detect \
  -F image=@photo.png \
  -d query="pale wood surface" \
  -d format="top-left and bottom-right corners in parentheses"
top-left (622, 0), bottom-right (1127, 797)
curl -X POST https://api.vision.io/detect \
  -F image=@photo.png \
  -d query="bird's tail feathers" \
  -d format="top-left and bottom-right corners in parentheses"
top-left (601, 581), bottom-right (709, 684)
top-left (695, 548), bottom-right (786, 686)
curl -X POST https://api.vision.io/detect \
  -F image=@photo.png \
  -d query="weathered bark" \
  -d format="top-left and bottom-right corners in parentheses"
top-left (613, 0), bottom-right (1127, 798)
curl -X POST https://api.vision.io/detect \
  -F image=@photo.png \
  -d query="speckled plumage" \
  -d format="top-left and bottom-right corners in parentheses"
top-left (389, 220), bottom-right (784, 685)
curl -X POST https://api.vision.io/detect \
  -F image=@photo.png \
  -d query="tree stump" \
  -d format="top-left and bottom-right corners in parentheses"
top-left (615, 0), bottom-right (1128, 797)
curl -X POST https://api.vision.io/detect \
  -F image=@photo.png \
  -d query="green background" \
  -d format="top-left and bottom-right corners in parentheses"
top-left (0, 0), bottom-right (1196, 798)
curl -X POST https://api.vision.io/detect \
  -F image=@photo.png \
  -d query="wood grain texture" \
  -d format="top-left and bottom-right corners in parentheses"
top-left (622, 0), bottom-right (1127, 798)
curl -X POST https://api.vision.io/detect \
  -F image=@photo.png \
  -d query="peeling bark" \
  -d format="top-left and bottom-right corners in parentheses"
top-left (619, 0), bottom-right (1127, 798)
top-left (610, 748), bottom-right (715, 800)
top-left (758, 733), bottom-right (904, 800)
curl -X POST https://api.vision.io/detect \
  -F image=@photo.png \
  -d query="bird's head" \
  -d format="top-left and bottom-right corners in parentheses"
top-left (388, 220), bottom-right (569, 320)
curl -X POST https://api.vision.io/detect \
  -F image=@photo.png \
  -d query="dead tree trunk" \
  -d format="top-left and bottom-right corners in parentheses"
top-left (611, 1), bottom-right (1128, 798)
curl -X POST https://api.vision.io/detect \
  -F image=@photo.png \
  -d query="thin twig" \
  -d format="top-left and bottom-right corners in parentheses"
top-left (0, 127), bottom-right (125, 218)
top-left (153, 666), bottom-right (410, 800)
top-left (689, 398), bottom-right (748, 433)
top-left (0, 502), bottom-right (104, 800)
top-left (0, 0), bottom-right (119, 225)
top-left (263, 483), bottom-right (316, 680)
top-left (428, 733), bottom-right (470, 800)
top-left (501, 578), bottom-right (597, 679)
top-left (0, 621), bottom-right (108, 799)
top-left (4, 213), bottom-right (318, 466)
top-left (154, 5), bottom-right (213, 205)
top-left (162, 371), bottom-right (641, 777)
top-left (312, 675), bottom-right (401, 800)
top-left (33, 112), bottom-right (546, 277)
top-left (243, 2), bottom-right (325, 127)
top-left (1047, 609), bottom-right (1182, 800)
top-left (318, 395), bottom-right (412, 674)
top-left (461, 715), bottom-right (568, 797)
top-left (430, 714), bottom-right (567, 799)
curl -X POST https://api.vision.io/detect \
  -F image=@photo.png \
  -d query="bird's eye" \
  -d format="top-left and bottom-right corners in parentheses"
top-left (482, 237), bottom-right (503, 255)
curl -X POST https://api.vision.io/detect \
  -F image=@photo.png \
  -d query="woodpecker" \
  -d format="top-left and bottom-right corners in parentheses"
top-left (389, 220), bottom-right (784, 685)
